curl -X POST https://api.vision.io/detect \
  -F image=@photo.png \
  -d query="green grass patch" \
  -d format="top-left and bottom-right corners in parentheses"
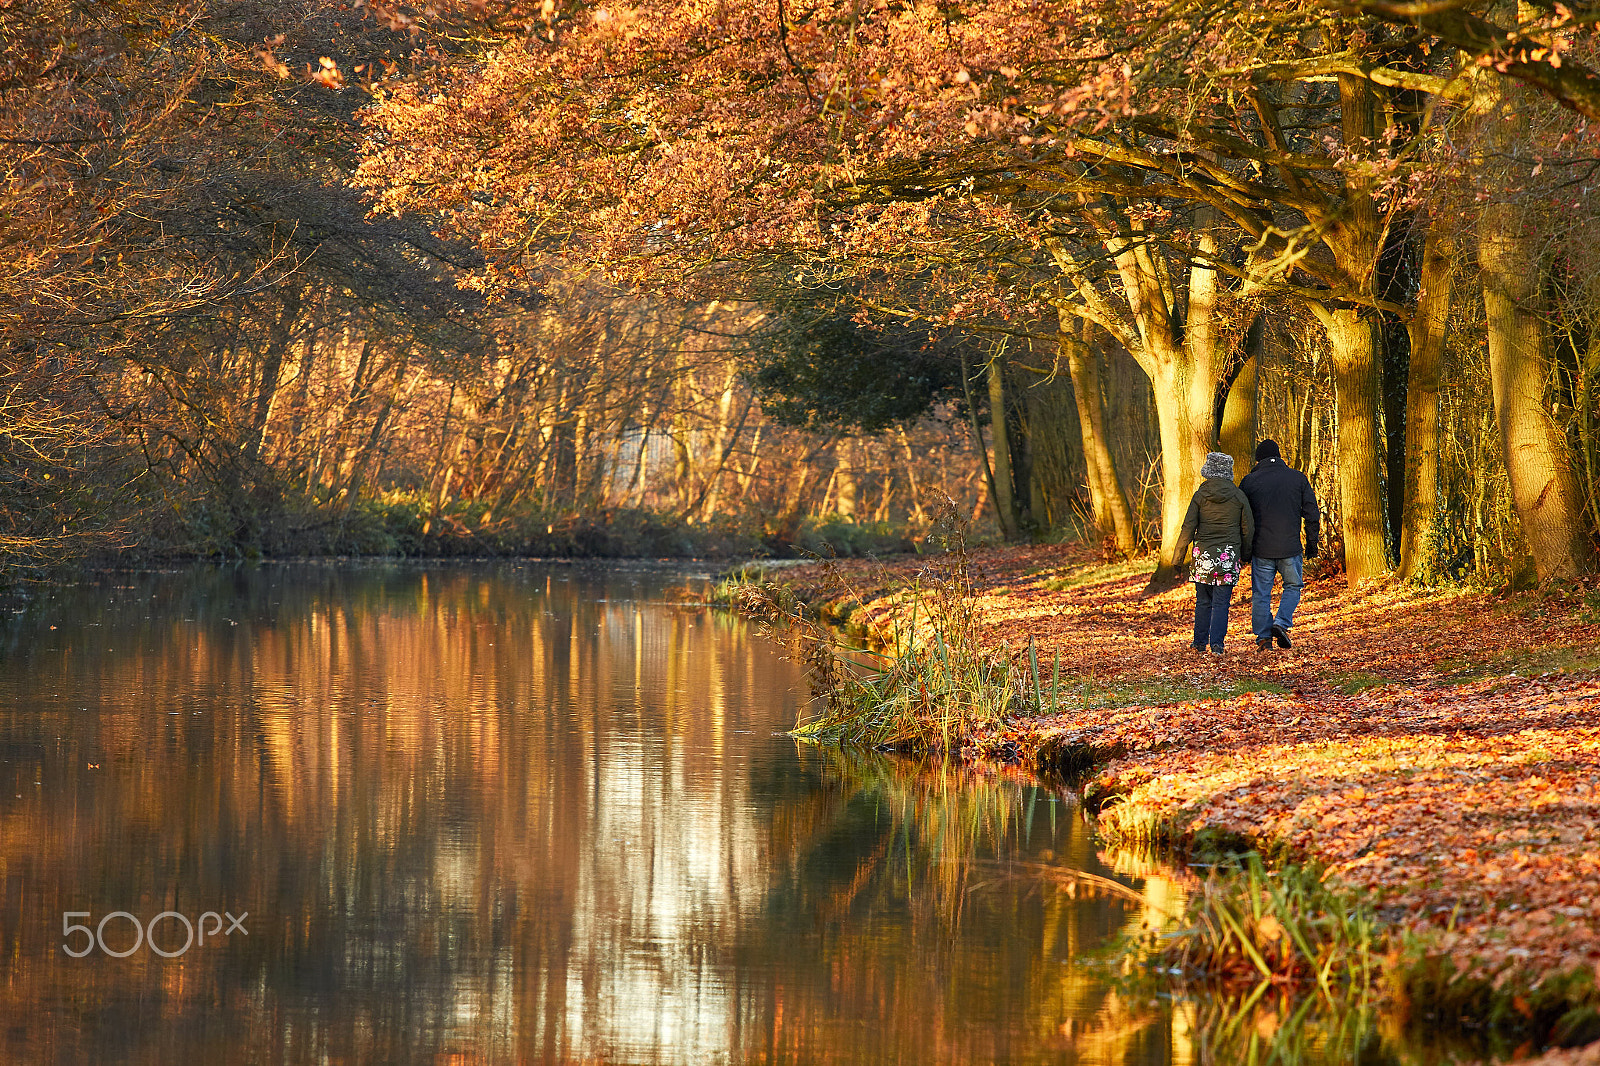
top-left (703, 560), bottom-right (812, 606)
top-left (1440, 643), bottom-right (1600, 682)
top-left (1077, 674), bottom-right (1288, 710)
top-left (1106, 851), bottom-right (1600, 1057)
top-left (1329, 671), bottom-right (1394, 694)
top-left (1036, 555), bottom-right (1151, 592)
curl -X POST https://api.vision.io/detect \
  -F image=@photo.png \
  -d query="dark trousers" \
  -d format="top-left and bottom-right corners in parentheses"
top-left (1192, 582), bottom-right (1235, 652)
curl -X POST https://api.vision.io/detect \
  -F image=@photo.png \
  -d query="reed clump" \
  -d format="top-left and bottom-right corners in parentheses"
top-left (733, 500), bottom-right (1066, 753)
top-left (1132, 854), bottom-right (1383, 999)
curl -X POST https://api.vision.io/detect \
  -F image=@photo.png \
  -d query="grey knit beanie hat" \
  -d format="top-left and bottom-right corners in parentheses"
top-left (1201, 451), bottom-right (1234, 480)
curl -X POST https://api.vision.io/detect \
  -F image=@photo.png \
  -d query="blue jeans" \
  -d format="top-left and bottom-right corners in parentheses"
top-left (1193, 582), bottom-right (1234, 652)
top-left (1251, 555), bottom-right (1305, 641)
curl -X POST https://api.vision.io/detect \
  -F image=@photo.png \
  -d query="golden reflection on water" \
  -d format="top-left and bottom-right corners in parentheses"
top-left (0, 563), bottom-right (1188, 1065)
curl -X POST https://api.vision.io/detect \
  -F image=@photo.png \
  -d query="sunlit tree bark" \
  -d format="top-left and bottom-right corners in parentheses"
top-left (1304, 72), bottom-right (1392, 585)
top-left (985, 353), bottom-right (1020, 538)
top-left (1056, 210), bottom-right (1228, 584)
top-left (1218, 354), bottom-right (1258, 486)
top-left (1060, 319), bottom-right (1136, 552)
top-left (1476, 70), bottom-right (1596, 582)
top-left (1397, 219), bottom-right (1455, 581)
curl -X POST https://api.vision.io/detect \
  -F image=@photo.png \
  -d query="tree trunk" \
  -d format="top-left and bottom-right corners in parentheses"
top-left (1318, 306), bottom-right (1391, 583)
top-left (696, 367), bottom-right (741, 520)
top-left (770, 446), bottom-right (828, 546)
top-left (960, 350), bottom-right (1006, 535)
top-left (1475, 62), bottom-right (1594, 581)
top-left (1052, 209), bottom-right (1224, 585)
top-left (1061, 320), bottom-right (1136, 551)
top-left (245, 288), bottom-right (302, 463)
top-left (286, 327), bottom-right (320, 463)
top-left (1314, 72), bottom-right (1392, 585)
top-left (670, 410), bottom-right (694, 515)
top-left (1479, 207), bottom-right (1595, 581)
top-left (625, 400), bottom-right (652, 507)
top-left (985, 353), bottom-right (1019, 537)
top-left (896, 426), bottom-right (925, 524)
top-left (834, 438), bottom-right (858, 518)
top-left (1148, 356), bottom-right (1214, 577)
top-left (1397, 220), bottom-right (1455, 580)
top-left (734, 422), bottom-right (763, 500)
top-left (1218, 352), bottom-right (1259, 485)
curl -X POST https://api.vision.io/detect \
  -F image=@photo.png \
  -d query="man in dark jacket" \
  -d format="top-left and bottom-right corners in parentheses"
top-left (1239, 439), bottom-right (1320, 651)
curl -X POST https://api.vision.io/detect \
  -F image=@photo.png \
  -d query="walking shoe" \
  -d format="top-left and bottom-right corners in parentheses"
top-left (1256, 635), bottom-right (1272, 651)
top-left (1271, 623), bottom-right (1292, 649)
top-left (1209, 646), bottom-right (1224, 656)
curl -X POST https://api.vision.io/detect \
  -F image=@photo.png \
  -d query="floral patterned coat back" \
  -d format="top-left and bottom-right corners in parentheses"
top-left (1173, 476), bottom-right (1255, 586)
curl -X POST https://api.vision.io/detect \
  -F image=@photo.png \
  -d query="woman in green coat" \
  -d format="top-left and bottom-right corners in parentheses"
top-left (1173, 452), bottom-right (1255, 654)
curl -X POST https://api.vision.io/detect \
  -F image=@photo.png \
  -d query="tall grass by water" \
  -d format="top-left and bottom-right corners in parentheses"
top-left (1124, 853), bottom-right (1382, 1000)
top-left (733, 502), bottom-right (1067, 753)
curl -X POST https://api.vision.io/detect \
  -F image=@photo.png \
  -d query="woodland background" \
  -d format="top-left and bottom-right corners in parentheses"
top-left (5, 0), bottom-right (1600, 587)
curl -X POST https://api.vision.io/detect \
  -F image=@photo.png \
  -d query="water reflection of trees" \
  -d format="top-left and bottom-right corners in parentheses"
top-left (747, 748), bottom-right (1190, 1065)
top-left (1, 564), bottom-right (793, 1063)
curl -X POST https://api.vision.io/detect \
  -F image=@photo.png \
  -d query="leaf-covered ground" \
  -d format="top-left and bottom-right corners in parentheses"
top-left (785, 544), bottom-right (1600, 1002)
top-left (1528, 1044), bottom-right (1600, 1064)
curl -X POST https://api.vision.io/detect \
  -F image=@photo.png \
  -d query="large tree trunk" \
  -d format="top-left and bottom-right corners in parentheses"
top-left (834, 438), bottom-right (859, 518)
top-left (1317, 306), bottom-right (1391, 583)
top-left (1147, 355), bottom-right (1215, 579)
top-left (1218, 356), bottom-right (1258, 483)
top-left (1055, 208), bottom-right (1226, 586)
top-left (1061, 320), bottom-right (1136, 552)
top-left (1152, 225), bottom-right (1225, 583)
top-left (1316, 72), bottom-right (1393, 585)
top-left (1473, 61), bottom-right (1594, 581)
top-left (1397, 219), bottom-right (1455, 581)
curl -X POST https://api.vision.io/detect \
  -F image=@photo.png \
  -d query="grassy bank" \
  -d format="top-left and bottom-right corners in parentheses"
top-left (741, 540), bottom-right (1600, 1059)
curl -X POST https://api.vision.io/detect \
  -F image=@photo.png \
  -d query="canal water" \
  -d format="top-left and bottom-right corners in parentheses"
top-left (0, 563), bottom-right (1455, 1063)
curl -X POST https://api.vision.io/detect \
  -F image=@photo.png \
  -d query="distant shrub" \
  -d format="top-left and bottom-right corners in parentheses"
top-left (795, 515), bottom-right (918, 558)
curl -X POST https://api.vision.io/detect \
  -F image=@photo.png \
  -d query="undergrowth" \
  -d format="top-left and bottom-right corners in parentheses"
top-left (1115, 850), bottom-right (1600, 1056)
top-left (1122, 853), bottom-right (1383, 1000)
top-left (734, 500), bottom-right (1070, 753)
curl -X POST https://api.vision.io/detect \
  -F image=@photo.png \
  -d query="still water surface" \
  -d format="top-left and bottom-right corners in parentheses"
top-left (0, 563), bottom-right (1410, 1064)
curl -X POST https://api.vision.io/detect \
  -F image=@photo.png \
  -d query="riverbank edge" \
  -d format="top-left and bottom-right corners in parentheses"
top-left (37, 507), bottom-right (935, 576)
top-left (733, 560), bottom-right (1600, 1057)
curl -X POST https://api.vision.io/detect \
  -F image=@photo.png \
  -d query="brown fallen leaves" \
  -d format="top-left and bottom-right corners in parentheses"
top-left (784, 543), bottom-right (1600, 994)
top-left (1526, 1042), bottom-right (1600, 1064)
top-left (1079, 676), bottom-right (1600, 986)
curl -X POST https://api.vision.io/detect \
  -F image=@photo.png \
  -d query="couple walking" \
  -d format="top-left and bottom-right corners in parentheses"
top-left (1172, 440), bottom-right (1320, 655)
